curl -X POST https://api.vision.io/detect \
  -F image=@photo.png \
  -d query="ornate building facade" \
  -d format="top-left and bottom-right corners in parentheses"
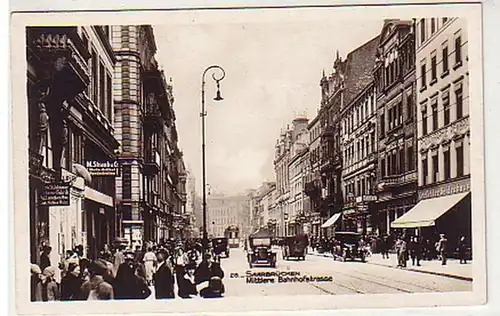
top-left (112, 25), bottom-right (186, 246)
top-left (273, 127), bottom-right (293, 236)
top-left (373, 20), bottom-right (418, 236)
top-left (402, 17), bottom-right (470, 244)
top-left (27, 26), bottom-right (119, 266)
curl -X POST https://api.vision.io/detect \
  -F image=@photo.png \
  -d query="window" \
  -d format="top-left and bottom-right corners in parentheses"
top-left (380, 113), bottom-right (385, 137)
top-left (443, 91), bottom-right (451, 125)
top-left (431, 100), bottom-right (438, 131)
top-left (407, 146), bottom-right (415, 171)
top-left (442, 44), bottom-right (449, 74)
top-left (444, 149), bottom-right (451, 180)
top-left (122, 165), bottom-right (132, 199)
top-left (381, 158), bottom-right (386, 177)
top-left (456, 145), bottom-right (464, 177)
top-left (422, 106), bottom-right (428, 135)
top-left (407, 93), bottom-right (413, 120)
top-left (92, 49), bottom-right (98, 105)
top-left (455, 35), bottom-right (462, 65)
top-left (456, 85), bottom-right (464, 119)
top-left (432, 154), bottom-right (439, 183)
top-left (431, 54), bottom-right (437, 82)
top-left (399, 149), bottom-right (405, 174)
top-left (421, 62), bottom-right (427, 88)
top-left (422, 157), bottom-right (428, 185)
top-left (431, 18), bottom-right (436, 34)
top-left (420, 19), bottom-right (426, 44)
top-left (398, 102), bottom-right (403, 125)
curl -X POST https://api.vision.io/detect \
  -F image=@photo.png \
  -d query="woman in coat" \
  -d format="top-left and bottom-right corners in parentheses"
top-left (60, 264), bottom-right (83, 300)
top-left (35, 267), bottom-right (60, 301)
top-left (113, 261), bottom-right (151, 300)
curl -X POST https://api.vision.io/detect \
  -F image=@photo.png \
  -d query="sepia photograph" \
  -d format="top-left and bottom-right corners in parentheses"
top-left (10, 3), bottom-right (486, 314)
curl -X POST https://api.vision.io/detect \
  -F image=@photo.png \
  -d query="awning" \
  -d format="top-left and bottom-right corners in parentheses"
top-left (321, 213), bottom-right (341, 228)
top-left (84, 187), bottom-right (113, 207)
top-left (391, 192), bottom-right (469, 228)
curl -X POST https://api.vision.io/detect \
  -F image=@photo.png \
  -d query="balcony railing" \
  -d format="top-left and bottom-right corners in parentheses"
top-left (379, 171), bottom-right (417, 188)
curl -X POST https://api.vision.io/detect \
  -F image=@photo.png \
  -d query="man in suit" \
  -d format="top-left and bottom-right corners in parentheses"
top-left (153, 251), bottom-right (175, 299)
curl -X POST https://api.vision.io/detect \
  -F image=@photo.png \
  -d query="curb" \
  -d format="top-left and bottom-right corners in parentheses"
top-left (308, 252), bottom-right (473, 282)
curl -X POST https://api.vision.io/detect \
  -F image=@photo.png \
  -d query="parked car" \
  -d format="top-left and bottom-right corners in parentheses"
top-left (247, 228), bottom-right (277, 268)
top-left (212, 237), bottom-right (230, 258)
top-left (282, 235), bottom-right (308, 260)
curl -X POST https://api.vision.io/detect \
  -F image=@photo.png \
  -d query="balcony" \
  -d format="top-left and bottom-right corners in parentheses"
top-left (143, 149), bottom-right (161, 175)
top-left (143, 101), bottom-right (164, 131)
top-left (27, 27), bottom-right (91, 100)
top-left (378, 171), bottom-right (417, 190)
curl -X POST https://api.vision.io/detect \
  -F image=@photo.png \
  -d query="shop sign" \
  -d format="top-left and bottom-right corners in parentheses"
top-left (418, 178), bottom-right (470, 200)
top-left (85, 160), bottom-right (120, 177)
top-left (39, 182), bottom-right (70, 206)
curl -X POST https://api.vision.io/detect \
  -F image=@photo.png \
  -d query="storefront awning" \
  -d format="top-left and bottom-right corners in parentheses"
top-left (321, 213), bottom-right (341, 228)
top-left (84, 187), bottom-right (113, 207)
top-left (391, 192), bottom-right (469, 228)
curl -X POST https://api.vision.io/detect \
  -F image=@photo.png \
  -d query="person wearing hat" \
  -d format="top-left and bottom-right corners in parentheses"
top-left (35, 266), bottom-right (60, 301)
top-left (194, 252), bottom-right (225, 298)
top-left (178, 262), bottom-right (198, 299)
top-left (60, 263), bottom-right (83, 300)
top-left (437, 233), bottom-right (448, 265)
top-left (153, 251), bottom-right (175, 299)
top-left (79, 259), bottom-right (114, 300)
top-left (30, 264), bottom-right (42, 302)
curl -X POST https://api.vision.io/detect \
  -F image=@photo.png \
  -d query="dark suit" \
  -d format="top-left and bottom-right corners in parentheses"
top-left (153, 262), bottom-right (175, 299)
top-left (194, 260), bottom-right (225, 298)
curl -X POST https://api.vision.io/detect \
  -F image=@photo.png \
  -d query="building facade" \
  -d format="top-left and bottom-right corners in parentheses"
top-left (112, 25), bottom-right (186, 247)
top-left (207, 193), bottom-right (251, 239)
top-left (373, 20), bottom-right (418, 236)
top-left (27, 26), bottom-right (119, 267)
top-left (340, 82), bottom-right (378, 234)
top-left (304, 114), bottom-right (323, 238)
top-left (273, 127), bottom-right (293, 236)
top-left (411, 17), bottom-right (471, 243)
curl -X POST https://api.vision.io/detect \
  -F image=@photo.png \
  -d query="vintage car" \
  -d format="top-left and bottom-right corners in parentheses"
top-left (212, 237), bottom-right (230, 258)
top-left (331, 231), bottom-right (367, 262)
top-left (247, 228), bottom-right (277, 268)
top-left (282, 235), bottom-right (308, 260)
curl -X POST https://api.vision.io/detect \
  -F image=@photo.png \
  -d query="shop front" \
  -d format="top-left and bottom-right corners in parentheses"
top-left (83, 186), bottom-right (114, 259)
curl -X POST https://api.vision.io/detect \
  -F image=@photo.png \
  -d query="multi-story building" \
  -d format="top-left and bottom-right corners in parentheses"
top-left (373, 19), bottom-right (418, 236)
top-left (340, 81), bottom-right (378, 234)
top-left (207, 193), bottom-right (251, 239)
top-left (112, 25), bottom-right (186, 246)
top-left (27, 26), bottom-right (119, 266)
top-left (304, 114), bottom-right (323, 238)
top-left (183, 169), bottom-right (198, 238)
top-left (287, 117), bottom-right (310, 235)
top-left (318, 37), bottom-right (379, 237)
top-left (273, 127), bottom-right (293, 236)
top-left (393, 18), bottom-right (470, 244)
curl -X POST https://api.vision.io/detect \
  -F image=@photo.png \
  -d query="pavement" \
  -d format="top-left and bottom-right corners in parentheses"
top-left (308, 248), bottom-right (473, 281)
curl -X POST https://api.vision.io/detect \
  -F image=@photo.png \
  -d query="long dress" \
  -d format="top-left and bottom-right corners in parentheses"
top-left (143, 251), bottom-right (157, 284)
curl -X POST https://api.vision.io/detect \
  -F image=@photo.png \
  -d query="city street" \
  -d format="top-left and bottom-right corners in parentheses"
top-left (219, 247), bottom-right (471, 296)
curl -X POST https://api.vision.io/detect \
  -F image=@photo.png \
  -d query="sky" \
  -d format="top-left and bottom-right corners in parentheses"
top-left (152, 12), bottom-right (382, 195)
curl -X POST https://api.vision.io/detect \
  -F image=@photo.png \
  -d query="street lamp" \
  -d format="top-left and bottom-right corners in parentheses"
top-left (201, 65), bottom-right (226, 254)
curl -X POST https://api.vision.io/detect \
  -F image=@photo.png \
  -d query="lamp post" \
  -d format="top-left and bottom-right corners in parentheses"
top-left (201, 65), bottom-right (226, 254)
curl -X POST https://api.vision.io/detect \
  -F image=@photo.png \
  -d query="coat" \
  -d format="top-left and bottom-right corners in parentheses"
top-left (60, 273), bottom-right (83, 300)
top-left (153, 262), bottom-right (175, 299)
top-left (79, 275), bottom-right (114, 300)
top-left (194, 260), bottom-right (224, 284)
top-left (35, 280), bottom-right (59, 301)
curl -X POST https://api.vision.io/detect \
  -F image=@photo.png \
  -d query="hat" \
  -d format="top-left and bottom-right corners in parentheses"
top-left (89, 259), bottom-right (108, 276)
top-left (124, 252), bottom-right (135, 260)
top-left (42, 267), bottom-right (56, 277)
top-left (30, 264), bottom-right (41, 275)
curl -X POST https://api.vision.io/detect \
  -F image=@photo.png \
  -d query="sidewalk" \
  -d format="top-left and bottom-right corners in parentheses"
top-left (308, 249), bottom-right (473, 281)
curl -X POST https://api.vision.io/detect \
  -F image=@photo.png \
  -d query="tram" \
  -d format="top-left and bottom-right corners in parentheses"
top-left (224, 225), bottom-right (240, 248)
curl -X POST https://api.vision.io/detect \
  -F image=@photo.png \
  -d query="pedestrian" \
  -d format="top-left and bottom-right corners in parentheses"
top-left (39, 246), bottom-right (52, 272)
top-left (437, 234), bottom-right (448, 265)
top-left (457, 236), bottom-right (468, 264)
top-left (79, 259), bottom-right (114, 300)
top-left (174, 248), bottom-right (188, 286)
top-left (178, 263), bottom-right (198, 299)
top-left (112, 245), bottom-right (125, 278)
top-left (395, 237), bottom-right (407, 268)
top-left (194, 252), bottom-right (225, 298)
top-left (134, 245), bottom-right (145, 264)
top-left (153, 251), bottom-right (176, 299)
top-left (35, 267), bottom-right (60, 302)
top-left (60, 263), bottom-right (83, 300)
top-left (409, 236), bottom-right (422, 266)
top-left (381, 235), bottom-right (389, 259)
top-left (113, 259), bottom-right (151, 300)
top-left (30, 264), bottom-right (42, 302)
top-left (143, 247), bottom-right (157, 286)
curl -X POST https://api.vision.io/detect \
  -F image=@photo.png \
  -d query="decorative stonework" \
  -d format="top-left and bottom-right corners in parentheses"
top-left (419, 117), bottom-right (469, 152)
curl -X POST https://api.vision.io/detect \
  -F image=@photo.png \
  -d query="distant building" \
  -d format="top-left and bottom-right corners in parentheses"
top-left (207, 193), bottom-right (251, 239)
top-left (273, 127), bottom-right (293, 236)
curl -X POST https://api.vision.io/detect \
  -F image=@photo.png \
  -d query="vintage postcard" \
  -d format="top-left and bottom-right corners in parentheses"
top-left (11, 2), bottom-right (486, 315)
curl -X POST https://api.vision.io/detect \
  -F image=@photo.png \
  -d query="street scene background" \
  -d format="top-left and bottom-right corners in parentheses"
top-left (25, 15), bottom-right (473, 302)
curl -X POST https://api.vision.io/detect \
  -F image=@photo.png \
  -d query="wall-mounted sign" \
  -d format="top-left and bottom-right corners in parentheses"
top-left (85, 160), bottom-right (120, 177)
top-left (39, 182), bottom-right (70, 206)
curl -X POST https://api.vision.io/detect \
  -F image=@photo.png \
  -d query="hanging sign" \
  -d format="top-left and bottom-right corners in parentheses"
top-left (85, 160), bottom-right (120, 177)
top-left (39, 182), bottom-right (70, 206)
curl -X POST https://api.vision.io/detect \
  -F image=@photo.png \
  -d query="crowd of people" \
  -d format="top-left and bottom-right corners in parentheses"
top-left (30, 238), bottom-right (226, 302)
top-left (309, 232), bottom-right (470, 267)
